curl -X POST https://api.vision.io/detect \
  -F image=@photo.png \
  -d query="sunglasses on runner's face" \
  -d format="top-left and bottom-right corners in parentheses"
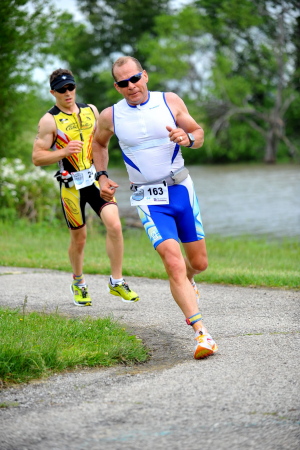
top-left (115, 72), bottom-right (143, 88)
top-left (55, 84), bottom-right (76, 94)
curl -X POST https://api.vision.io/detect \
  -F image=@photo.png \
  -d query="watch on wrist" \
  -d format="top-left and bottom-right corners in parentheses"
top-left (186, 133), bottom-right (195, 147)
top-left (95, 171), bottom-right (108, 181)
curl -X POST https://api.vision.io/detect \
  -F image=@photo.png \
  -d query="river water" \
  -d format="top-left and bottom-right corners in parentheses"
top-left (109, 164), bottom-right (300, 238)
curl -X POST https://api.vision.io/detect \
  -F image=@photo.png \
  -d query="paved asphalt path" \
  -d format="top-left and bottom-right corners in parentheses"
top-left (0, 266), bottom-right (299, 450)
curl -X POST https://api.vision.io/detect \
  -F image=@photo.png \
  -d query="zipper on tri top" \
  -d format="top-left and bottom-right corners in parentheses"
top-left (72, 112), bottom-right (86, 169)
top-left (74, 113), bottom-right (84, 142)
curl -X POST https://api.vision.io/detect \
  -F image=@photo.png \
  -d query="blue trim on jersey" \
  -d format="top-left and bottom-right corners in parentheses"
top-left (162, 92), bottom-right (179, 163)
top-left (121, 150), bottom-right (141, 172)
top-left (163, 92), bottom-right (177, 125)
top-left (171, 143), bottom-right (180, 163)
top-left (112, 105), bottom-right (117, 139)
top-left (127, 92), bottom-right (150, 108)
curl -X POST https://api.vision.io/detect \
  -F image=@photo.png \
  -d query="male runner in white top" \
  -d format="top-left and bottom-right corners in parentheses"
top-left (92, 56), bottom-right (218, 359)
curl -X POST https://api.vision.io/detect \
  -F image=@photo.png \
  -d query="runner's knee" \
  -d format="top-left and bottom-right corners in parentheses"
top-left (192, 257), bottom-right (208, 273)
top-left (106, 218), bottom-right (122, 237)
top-left (163, 254), bottom-right (187, 280)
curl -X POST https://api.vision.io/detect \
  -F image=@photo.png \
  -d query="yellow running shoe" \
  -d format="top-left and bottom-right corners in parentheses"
top-left (108, 279), bottom-right (139, 303)
top-left (194, 332), bottom-right (218, 359)
top-left (70, 284), bottom-right (92, 307)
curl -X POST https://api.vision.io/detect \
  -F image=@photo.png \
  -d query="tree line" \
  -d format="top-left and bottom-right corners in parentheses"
top-left (1, 0), bottom-right (299, 165)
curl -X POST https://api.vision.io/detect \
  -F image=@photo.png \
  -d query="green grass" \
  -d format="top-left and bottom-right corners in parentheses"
top-left (0, 298), bottom-right (148, 386)
top-left (0, 220), bottom-right (299, 386)
top-left (0, 220), bottom-right (299, 289)
top-left (203, 236), bottom-right (300, 289)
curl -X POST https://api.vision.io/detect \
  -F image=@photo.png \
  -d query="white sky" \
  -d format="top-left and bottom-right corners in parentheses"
top-left (52, 0), bottom-right (190, 20)
top-left (52, 0), bottom-right (84, 21)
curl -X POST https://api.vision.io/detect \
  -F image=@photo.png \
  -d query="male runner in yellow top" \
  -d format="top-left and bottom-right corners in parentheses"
top-left (32, 68), bottom-right (139, 306)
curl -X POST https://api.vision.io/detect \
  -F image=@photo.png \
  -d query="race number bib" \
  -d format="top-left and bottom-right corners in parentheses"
top-left (130, 182), bottom-right (169, 206)
top-left (71, 165), bottom-right (96, 190)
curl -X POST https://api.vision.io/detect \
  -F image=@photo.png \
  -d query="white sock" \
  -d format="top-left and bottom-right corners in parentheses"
top-left (110, 276), bottom-right (124, 285)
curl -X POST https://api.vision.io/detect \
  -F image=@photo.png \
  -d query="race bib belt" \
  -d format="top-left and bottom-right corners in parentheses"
top-left (130, 182), bottom-right (169, 206)
top-left (71, 165), bottom-right (96, 190)
top-left (129, 167), bottom-right (189, 206)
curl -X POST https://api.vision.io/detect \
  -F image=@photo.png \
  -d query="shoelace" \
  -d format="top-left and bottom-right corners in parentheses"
top-left (196, 333), bottom-right (214, 347)
top-left (81, 287), bottom-right (88, 298)
top-left (120, 281), bottom-right (131, 292)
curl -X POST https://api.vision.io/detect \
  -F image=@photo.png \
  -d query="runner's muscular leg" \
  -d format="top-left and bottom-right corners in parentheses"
top-left (69, 225), bottom-right (87, 277)
top-left (100, 204), bottom-right (124, 280)
top-left (156, 239), bottom-right (198, 315)
top-left (183, 239), bottom-right (208, 282)
top-left (156, 238), bottom-right (208, 333)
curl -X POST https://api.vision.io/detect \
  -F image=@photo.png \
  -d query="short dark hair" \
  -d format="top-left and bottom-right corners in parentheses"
top-left (49, 68), bottom-right (74, 85)
top-left (112, 56), bottom-right (143, 81)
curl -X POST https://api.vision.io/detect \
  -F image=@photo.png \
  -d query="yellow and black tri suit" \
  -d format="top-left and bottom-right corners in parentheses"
top-left (49, 103), bottom-right (116, 229)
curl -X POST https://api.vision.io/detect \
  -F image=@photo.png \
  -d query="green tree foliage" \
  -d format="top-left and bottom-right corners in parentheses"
top-left (50, 0), bottom-right (171, 109)
top-left (285, 8), bottom-right (300, 154)
top-left (201, 0), bottom-right (299, 163)
top-left (138, 0), bottom-right (300, 163)
top-left (48, 0), bottom-right (174, 161)
top-left (200, 0), bottom-right (300, 163)
top-left (0, 0), bottom-right (58, 161)
top-left (1, 0), bottom-right (299, 165)
top-left (79, 0), bottom-right (171, 62)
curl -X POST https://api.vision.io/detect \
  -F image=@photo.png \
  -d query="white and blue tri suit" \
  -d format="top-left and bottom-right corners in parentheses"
top-left (113, 91), bottom-right (205, 249)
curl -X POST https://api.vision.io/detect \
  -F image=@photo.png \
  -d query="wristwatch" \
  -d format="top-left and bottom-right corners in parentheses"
top-left (95, 171), bottom-right (108, 181)
top-left (186, 133), bottom-right (195, 148)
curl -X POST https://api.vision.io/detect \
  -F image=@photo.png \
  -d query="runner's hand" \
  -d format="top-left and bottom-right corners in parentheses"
top-left (64, 140), bottom-right (83, 157)
top-left (99, 178), bottom-right (119, 201)
top-left (166, 126), bottom-right (187, 146)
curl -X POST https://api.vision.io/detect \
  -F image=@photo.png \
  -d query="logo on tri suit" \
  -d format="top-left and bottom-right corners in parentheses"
top-left (66, 122), bottom-right (92, 132)
top-left (149, 228), bottom-right (161, 243)
top-left (81, 121), bottom-right (93, 130)
top-left (64, 198), bottom-right (78, 214)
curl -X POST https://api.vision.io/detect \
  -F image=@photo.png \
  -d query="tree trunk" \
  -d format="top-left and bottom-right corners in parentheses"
top-left (264, 126), bottom-right (279, 164)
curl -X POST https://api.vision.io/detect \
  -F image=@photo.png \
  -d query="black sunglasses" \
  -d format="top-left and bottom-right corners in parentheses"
top-left (55, 84), bottom-right (76, 94)
top-left (115, 72), bottom-right (143, 88)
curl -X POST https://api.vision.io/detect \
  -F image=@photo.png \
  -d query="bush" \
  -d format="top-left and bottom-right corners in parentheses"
top-left (0, 158), bottom-right (61, 223)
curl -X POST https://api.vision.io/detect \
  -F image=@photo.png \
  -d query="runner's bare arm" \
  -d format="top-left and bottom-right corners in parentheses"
top-left (32, 113), bottom-right (83, 167)
top-left (92, 107), bottom-right (119, 201)
top-left (165, 92), bottom-right (204, 148)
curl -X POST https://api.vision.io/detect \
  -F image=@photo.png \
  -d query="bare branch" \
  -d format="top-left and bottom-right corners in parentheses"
top-left (243, 118), bottom-right (267, 138)
top-left (281, 135), bottom-right (299, 158)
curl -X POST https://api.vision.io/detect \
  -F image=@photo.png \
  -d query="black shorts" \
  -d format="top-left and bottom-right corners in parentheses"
top-left (60, 181), bottom-right (117, 230)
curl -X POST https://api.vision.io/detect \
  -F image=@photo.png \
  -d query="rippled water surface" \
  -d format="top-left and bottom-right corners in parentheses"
top-left (109, 164), bottom-right (300, 238)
